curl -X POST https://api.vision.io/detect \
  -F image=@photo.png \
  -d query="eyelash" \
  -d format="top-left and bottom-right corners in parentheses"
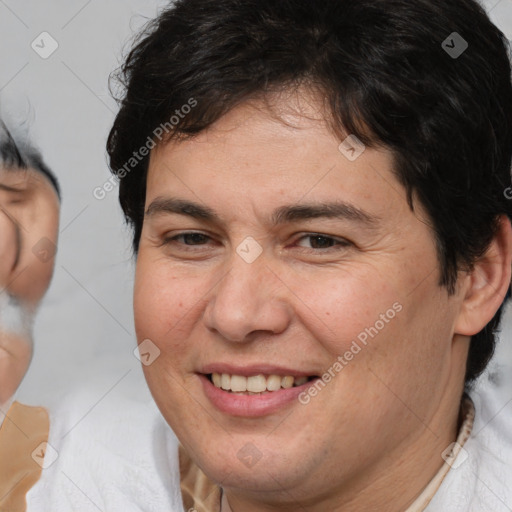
top-left (162, 232), bottom-right (351, 252)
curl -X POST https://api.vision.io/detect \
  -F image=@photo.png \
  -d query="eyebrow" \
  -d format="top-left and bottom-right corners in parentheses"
top-left (271, 202), bottom-right (378, 225)
top-left (1, 166), bottom-right (61, 199)
top-left (0, 183), bottom-right (23, 193)
top-left (145, 197), bottom-right (379, 227)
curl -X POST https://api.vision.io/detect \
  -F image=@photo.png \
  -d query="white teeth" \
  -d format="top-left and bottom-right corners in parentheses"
top-left (281, 376), bottom-right (294, 389)
top-left (230, 375), bottom-right (247, 392)
top-left (221, 373), bottom-right (231, 390)
top-left (212, 373), bottom-right (222, 387)
top-left (210, 373), bottom-right (310, 393)
top-left (247, 375), bottom-right (267, 393)
top-left (266, 375), bottom-right (282, 391)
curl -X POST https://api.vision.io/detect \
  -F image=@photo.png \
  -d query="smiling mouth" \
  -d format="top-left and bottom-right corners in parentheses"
top-left (207, 373), bottom-right (318, 395)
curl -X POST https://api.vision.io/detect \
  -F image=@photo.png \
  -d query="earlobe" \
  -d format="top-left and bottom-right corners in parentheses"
top-left (455, 215), bottom-right (512, 336)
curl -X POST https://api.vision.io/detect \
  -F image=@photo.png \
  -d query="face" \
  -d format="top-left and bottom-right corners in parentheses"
top-left (0, 166), bottom-right (59, 406)
top-left (134, 95), bottom-right (470, 507)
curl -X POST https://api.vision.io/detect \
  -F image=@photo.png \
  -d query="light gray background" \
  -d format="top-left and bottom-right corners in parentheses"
top-left (0, 0), bottom-right (510, 408)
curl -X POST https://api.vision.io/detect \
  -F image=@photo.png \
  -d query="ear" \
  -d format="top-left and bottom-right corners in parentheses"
top-left (455, 215), bottom-right (512, 336)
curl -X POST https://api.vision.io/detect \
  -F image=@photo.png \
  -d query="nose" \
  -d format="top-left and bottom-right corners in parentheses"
top-left (203, 251), bottom-right (292, 343)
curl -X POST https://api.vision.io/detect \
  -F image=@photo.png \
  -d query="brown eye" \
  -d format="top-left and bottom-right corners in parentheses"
top-left (164, 232), bottom-right (212, 246)
top-left (307, 235), bottom-right (336, 249)
top-left (178, 233), bottom-right (210, 245)
top-left (295, 234), bottom-right (350, 250)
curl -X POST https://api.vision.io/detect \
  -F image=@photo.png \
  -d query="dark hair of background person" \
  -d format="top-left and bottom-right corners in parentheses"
top-left (0, 121), bottom-right (61, 198)
top-left (107, 0), bottom-right (512, 385)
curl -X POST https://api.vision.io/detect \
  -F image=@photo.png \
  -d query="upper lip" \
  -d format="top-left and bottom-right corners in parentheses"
top-left (200, 363), bottom-right (318, 378)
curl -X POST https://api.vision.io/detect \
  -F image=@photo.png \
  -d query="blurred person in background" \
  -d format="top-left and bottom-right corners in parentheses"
top-left (0, 120), bottom-right (60, 512)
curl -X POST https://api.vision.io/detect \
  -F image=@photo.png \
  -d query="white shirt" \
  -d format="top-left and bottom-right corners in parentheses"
top-left (424, 372), bottom-right (512, 511)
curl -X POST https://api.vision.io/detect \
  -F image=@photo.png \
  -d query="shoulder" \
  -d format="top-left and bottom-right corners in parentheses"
top-left (427, 368), bottom-right (512, 512)
top-left (27, 385), bottom-right (184, 512)
top-left (0, 402), bottom-right (49, 512)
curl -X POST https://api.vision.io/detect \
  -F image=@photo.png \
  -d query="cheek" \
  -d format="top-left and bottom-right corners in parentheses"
top-left (133, 257), bottom-right (206, 352)
top-left (287, 263), bottom-right (450, 405)
top-left (280, 264), bottom-right (403, 356)
top-left (7, 199), bottom-right (60, 305)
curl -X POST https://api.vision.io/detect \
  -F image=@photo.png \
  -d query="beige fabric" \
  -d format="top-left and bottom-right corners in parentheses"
top-left (0, 402), bottom-right (49, 512)
top-left (180, 396), bottom-right (475, 512)
top-left (179, 444), bottom-right (222, 512)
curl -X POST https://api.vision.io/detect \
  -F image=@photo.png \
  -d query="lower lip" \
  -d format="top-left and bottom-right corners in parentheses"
top-left (199, 374), bottom-right (317, 417)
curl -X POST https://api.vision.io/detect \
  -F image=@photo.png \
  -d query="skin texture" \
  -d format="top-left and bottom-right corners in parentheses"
top-left (134, 94), bottom-right (512, 512)
top-left (0, 166), bottom-right (59, 407)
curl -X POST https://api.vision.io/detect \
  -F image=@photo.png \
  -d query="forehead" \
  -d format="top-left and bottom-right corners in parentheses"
top-left (0, 164), bottom-right (59, 196)
top-left (0, 168), bottom-right (60, 212)
top-left (146, 98), bottom-right (404, 220)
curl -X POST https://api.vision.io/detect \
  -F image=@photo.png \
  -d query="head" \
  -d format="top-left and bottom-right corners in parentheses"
top-left (108, 0), bottom-right (512, 509)
top-left (0, 121), bottom-right (60, 408)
